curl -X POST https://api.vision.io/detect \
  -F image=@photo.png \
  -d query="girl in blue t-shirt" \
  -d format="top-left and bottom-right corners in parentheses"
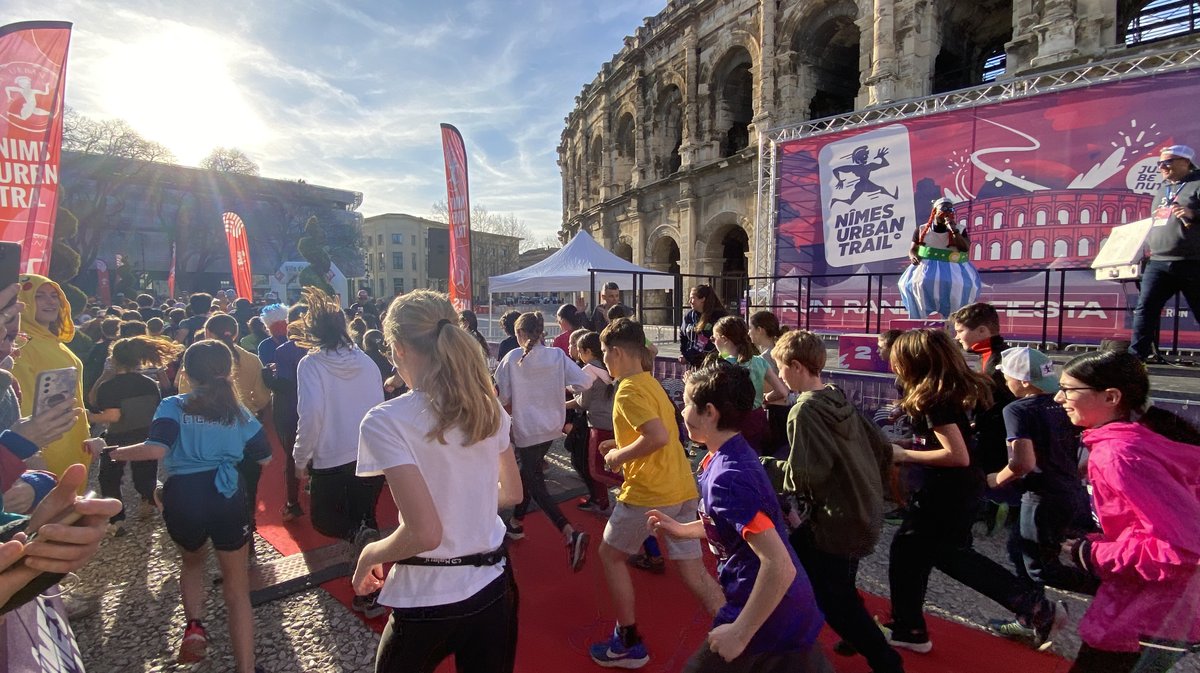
top-left (713, 316), bottom-right (788, 455)
top-left (110, 340), bottom-right (271, 673)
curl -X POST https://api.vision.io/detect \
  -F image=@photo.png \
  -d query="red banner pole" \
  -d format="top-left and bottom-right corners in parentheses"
top-left (440, 123), bottom-right (472, 310)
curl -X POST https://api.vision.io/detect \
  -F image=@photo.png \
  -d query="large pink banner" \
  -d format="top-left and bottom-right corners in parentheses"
top-left (0, 21), bottom-right (70, 275)
top-left (441, 123), bottom-right (472, 310)
top-left (774, 70), bottom-right (1199, 346)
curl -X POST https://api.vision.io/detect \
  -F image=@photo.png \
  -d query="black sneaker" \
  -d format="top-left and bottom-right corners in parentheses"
top-left (878, 620), bottom-right (932, 654)
top-left (1031, 600), bottom-right (1068, 652)
top-left (505, 519), bottom-right (525, 540)
top-left (832, 639), bottom-right (858, 657)
top-left (568, 530), bottom-right (589, 572)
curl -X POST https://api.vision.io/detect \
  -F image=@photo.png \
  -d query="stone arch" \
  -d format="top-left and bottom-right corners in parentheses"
top-left (788, 0), bottom-right (862, 119)
top-left (652, 84), bottom-right (684, 179)
top-left (612, 108), bottom-right (636, 190)
top-left (648, 226), bottom-right (682, 275)
top-left (588, 133), bottom-right (605, 198)
top-left (711, 46), bottom-right (755, 157)
top-left (614, 235), bottom-right (634, 262)
top-left (932, 0), bottom-right (1014, 93)
top-left (699, 212), bottom-right (751, 304)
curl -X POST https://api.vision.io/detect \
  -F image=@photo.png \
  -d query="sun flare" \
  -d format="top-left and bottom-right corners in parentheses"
top-left (94, 23), bottom-right (269, 165)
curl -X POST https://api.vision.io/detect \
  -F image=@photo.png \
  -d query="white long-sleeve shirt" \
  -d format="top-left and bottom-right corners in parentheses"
top-left (495, 344), bottom-right (590, 448)
top-left (294, 347), bottom-right (384, 469)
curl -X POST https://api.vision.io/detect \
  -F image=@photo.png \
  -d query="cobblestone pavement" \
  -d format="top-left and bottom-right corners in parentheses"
top-left (73, 444), bottom-right (1198, 673)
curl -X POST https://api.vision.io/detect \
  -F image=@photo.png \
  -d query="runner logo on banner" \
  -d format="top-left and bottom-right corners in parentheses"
top-left (819, 124), bottom-right (917, 268)
top-left (0, 21), bottom-right (72, 274)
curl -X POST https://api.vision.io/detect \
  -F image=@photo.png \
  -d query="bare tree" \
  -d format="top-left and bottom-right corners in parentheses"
top-left (200, 147), bottom-right (260, 176)
top-left (61, 107), bottom-right (175, 162)
top-left (58, 108), bottom-right (178, 275)
top-left (430, 201), bottom-right (552, 252)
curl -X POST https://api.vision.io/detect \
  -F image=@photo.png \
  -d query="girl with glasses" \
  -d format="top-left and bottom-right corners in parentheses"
top-left (1054, 350), bottom-right (1200, 672)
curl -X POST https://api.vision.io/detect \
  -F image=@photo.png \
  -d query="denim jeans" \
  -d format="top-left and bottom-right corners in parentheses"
top-left (1069, 643), bottom-right (1188, 673)
top-left (1130, 260), bottom-right (1200, 359)
top-left (1008, 492), bottom-right (1100, 595)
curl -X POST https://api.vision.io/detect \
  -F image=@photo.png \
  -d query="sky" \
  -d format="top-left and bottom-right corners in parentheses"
top-left (8, 0), bottom-right (668, 244)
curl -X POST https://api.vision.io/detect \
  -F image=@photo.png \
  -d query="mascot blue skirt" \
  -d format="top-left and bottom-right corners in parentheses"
top-left (898, 246), bottom-right (982, 318)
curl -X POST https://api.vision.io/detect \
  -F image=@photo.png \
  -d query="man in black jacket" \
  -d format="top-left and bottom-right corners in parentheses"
top-left (1130, 144), bottom-right (1200, 363)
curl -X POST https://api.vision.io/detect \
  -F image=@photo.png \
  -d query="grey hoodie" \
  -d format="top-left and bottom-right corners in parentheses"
top-left (760, 385), bottom-right (891, 558)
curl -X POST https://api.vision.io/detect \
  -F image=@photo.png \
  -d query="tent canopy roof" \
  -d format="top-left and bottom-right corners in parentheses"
top-left (488, 231), bottom-right (674, 293)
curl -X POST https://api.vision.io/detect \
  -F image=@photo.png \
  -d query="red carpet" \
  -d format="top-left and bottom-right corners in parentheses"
top-left (253, 420), bottom-right (1074, 673)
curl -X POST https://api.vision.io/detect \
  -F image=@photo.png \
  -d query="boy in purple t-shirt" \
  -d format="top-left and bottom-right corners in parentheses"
top-left (649, 361), bottom-right (830, 672)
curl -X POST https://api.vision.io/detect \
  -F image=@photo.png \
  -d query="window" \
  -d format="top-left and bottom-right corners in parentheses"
top-left (989, 241), bottom-right (1001, 260)
top-left (1079, 208), bottom-right (1091, 224)
top-left (377, 234), bottom-right (383, 245)
top-left (392, 233), bottom-right (403, 244)
top-left (378, 252), bottom-right (384, 268)
top-left (1031, 240), bottom-right (1047, 259)
top-left (992, 212), bottom-right (1004, 229)
top-left (1077, 238), bottom-right (1091, 256)
top-left (1124, 0), bottom-right (1200, 46)
top-left (1058, 209), bottom-right (1070, 225)
top-left (1054, 239), bottom-right (1069, 257)
top-left (412, 252), bottom-right (417, 268)
top-left (393, 253), bottom-right (404, 270)
top-left (1036, 210), bottom-right (1048, 226)
top-left (1010, 240), bottom-right (1023, 259)
top-left (394, 278), bottom-right (405, 295)
top-left (973, 243), bottom-right (982, 260)
top-left (1017, 212), bottom-right (1026, 227)
top-left (412, 234), bottom-right (417, 246)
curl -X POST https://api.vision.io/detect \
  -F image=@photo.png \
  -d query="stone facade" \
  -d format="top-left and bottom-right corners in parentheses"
top-left (361, 213), bottom-right (520, 302)
top-left (559, 0), bottom-right (1195, 289)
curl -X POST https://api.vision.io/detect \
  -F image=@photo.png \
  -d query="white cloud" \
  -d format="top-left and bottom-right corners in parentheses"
top-left (6, 0), bottom-right (668, 242)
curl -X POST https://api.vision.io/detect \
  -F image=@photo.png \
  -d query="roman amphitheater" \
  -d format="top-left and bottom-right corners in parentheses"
top-left (558, 0), bottom-right (1196, 303)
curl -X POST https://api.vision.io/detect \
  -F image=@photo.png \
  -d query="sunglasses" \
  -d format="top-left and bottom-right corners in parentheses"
top-left (1158, 159), bottom-right (1183, 167)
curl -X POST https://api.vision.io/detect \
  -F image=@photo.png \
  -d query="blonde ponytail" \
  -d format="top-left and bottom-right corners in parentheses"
top-left (383, 291), bottom-right (500, 445)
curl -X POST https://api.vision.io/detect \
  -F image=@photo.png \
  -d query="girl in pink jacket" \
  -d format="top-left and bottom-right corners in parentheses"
top-left (1056, 350), bottom-right (1200, 672)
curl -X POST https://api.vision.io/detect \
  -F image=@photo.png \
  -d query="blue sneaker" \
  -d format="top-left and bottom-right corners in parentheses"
top-left (589, 629), bottom-right (650, 669)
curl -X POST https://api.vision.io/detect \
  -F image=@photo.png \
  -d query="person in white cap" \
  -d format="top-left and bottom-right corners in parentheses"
top-left (984, 347), bottom-right (1096, 641)
top-left (1130, 144), bottom-right (1200, 363)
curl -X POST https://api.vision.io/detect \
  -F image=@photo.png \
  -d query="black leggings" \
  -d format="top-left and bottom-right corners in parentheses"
top-left (375, 566), bottom-right (518, 673)
top-left (513, 441), bottom-right (569, 532)
top-left (1069, 643), bottom-right (1188, 673)
top-left (309, 461), bottom-right (385, 540)
top-left (888, 473), bottom-right (1044, 634)
top-left (97, 453), bottom-right (158, 522)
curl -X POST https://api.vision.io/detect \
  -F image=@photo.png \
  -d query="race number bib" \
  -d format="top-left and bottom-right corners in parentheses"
top-left (1153, 204), bottom-right (1173, 227)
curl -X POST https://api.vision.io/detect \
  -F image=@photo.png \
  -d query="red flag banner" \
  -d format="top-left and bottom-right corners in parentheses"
top-left (0, 21), bottom-right (71, 275)
top-left (167, 241), bottom-right (176, 298)
top-left (440, 123), bottom-right (472, 310)
top-left (222, 212), bottom-right (253, 299)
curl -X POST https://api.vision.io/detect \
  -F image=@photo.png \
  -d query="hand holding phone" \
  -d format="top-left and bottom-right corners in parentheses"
top-left (32, 368), bottom-right (77, 418)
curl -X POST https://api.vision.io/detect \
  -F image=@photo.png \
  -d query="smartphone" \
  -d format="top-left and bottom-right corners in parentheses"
top-left (32, 367), bottom-right (77, 417)
top-left (0, 242), bottom-right (19, 311)
top-left (0, 490), bottom-right (96, 615)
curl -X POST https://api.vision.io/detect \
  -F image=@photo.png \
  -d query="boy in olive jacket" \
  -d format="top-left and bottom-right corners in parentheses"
top-left (763, 330), bottom-right (905, 673)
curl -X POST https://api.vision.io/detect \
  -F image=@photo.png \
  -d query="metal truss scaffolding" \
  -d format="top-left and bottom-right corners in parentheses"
top-left (751, 45), bottom-right (1200, 288)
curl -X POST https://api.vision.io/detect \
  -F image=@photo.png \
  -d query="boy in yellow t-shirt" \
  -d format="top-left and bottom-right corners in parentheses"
top-left (589, 318), bottom-right (723, 669)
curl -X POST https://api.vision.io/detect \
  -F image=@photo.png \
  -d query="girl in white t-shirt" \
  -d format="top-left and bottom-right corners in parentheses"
top-left (494, 312), bottom-right (592, 571)
top-left (352, 290), bottom-right (523, 673)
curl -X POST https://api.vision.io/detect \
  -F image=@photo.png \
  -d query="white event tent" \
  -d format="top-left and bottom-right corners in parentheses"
top-left (487, 231), bottom-right (675, 334)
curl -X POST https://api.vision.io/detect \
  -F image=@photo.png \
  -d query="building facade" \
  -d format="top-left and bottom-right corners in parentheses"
top-left (360, 213), bottom-right (520, 302)
top-left (559, 0), bottom-right (1197, 291)
top-left (59, 150), bottom-right (363, 296)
